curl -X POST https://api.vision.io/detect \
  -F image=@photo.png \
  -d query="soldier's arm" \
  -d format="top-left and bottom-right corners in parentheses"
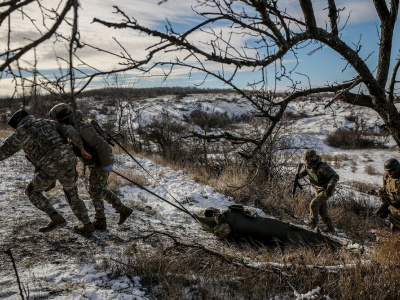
top-left (80, 126), bottom-right (112, 167)
top-left (56, 123), bottom-right (84, 148)
top-left (299, 169), bottom-right (308, 179)
top-left (321, 165), bottom-right (339, 194)
top-left (0, 129), bottom-right (29, 161)
top-left (378, 174), bottom-right (390, 204)
top-left (56, 123), bottom-right (91, 159)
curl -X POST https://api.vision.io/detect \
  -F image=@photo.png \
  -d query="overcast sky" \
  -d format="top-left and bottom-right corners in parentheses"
top-left (0, 0), bottom-right (399, 96)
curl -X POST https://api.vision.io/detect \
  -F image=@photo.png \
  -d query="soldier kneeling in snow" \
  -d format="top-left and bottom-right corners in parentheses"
top-left (375, 158), bottom-right (400, 232)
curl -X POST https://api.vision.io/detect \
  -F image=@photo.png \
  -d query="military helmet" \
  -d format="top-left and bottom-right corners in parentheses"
top-left (48, 103), bottom-right (73, 121)
top-left (7, 109), bottom-right (29, 129)
top-left (302, 149), bottom-right (317, 161)
top-left (384, 158), bottom-right (400, 171)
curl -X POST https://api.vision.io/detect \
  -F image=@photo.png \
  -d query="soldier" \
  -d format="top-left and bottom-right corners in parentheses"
top-left (375, 158), bottom-right (400, 232)
top-left (1, 109), bottom-right (94, 237)
top-left (48, 103), bottom-right (133, 231)
top-left (298, 149), bottom-right (339, 233)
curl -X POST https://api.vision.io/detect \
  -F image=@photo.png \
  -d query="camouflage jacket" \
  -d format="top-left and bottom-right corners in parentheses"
top-left (380, 172), bottom-right (400, 208)
top-left (299, 155), bottom-right (339, 191)
top-left (72, 111), bottom-right (112, 167)
top-left (0, 115), bottom-right (83, 170)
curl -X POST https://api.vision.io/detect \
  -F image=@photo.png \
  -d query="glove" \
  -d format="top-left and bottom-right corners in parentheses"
top-left (104, 165), bottom-right (113, 172)
top-left (374, 204), bottom-right (390, 218)
top-left (325, 185), bottom-right (334, 197)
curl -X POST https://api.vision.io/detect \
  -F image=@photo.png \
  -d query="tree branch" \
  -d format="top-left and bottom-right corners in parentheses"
top-left (327, 0), bottom-right (339, 36)
top-left (0, 0), bottom-right (75, 72)
top-left (299, 0), bottom-right (317, 32)
top-left (373, 0), bottom-right (390, 21)
top-left (374, 0), bottom-right (399, 87)
top-left (389, 58), bottom-right (400, 102)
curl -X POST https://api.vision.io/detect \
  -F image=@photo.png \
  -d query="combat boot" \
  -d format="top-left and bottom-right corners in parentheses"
top-left (118, 206), bottom-right (133, 225)
top-left (322, 223), bottom-right (335, 233)
top-left (39, 213), bottom-right (66, 232)
top-left (93, 218), bottom-right (107, 231)
top-left (309, 220), bottom-right (318, 232)
top-left (73, 222), bottom-right (94, 238)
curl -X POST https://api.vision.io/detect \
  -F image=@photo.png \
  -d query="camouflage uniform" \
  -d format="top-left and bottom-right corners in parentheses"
top-left (0, 115), bottom-right (91, 227)
top-left (300, 151), bottom-right (339, 231)
top-left (379, 172), bottom-right (400, 231)
top-left (49, 105), bottom-right (132, 228)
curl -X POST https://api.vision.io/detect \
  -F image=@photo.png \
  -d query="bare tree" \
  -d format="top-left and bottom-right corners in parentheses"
top-left (0, 0), bottom-right (82, 116)
top-left (1, 1), bottom-right (400, 158)
top-left (89, 0), bottom-right (400, 157)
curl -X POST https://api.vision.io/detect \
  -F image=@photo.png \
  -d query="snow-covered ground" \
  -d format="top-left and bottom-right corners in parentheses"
top-left (0, 93), bottom-right (396, 298)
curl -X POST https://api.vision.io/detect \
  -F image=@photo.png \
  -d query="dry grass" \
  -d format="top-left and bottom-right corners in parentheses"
top-left (103, 128), bottom-right (400, 298)
top-left (108, 168), bottom-right (150, 190)
top-left (98, 231), bottom-right (400, 299)
top-left (365, 164), bottom-right (380, 175)
top-left (348, 180), bottom-right (377, 193)
top-left (0, 125), bottom-right (12, 138)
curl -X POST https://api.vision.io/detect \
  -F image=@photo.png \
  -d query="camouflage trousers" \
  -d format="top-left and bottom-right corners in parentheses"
top-left (26, 167), bottom-right (91, 224)
top-left (309, 191), bottom-right (333, 228)
top-left (88, 165), bottom-right (124, 220)
top-left (389, 206), bottom-right (400, 232)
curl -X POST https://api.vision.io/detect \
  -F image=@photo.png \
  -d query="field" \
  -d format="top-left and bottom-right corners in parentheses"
top-left (1, 92), bottom-right (400, 299)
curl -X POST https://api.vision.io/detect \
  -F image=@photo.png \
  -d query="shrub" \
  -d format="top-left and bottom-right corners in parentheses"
top-left (365, 164), bottom-right (380, 175)
top-left (348, 180), bottom-right (376, 193)
top-left (188, 109), bottom-right (233, 129)
top-left (325, 128), bottom-right (376, 149)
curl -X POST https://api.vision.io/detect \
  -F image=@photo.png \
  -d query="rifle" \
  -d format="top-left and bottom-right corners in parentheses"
top-left (292, 163), bottom-right (304, 196)
top-left (90, 119), bottom-right (124, 147)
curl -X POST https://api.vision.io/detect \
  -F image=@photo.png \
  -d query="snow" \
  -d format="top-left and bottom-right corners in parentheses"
top-left (0, 93), bottom-right (396, 298)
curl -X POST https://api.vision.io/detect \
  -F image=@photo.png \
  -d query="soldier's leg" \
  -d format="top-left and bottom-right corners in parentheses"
top-left (25, 172), bottom-right (66, 232)
top-left (58, 168), bottom-right (91, 225)
top-left (319, 197), bottom-right (334, 232)
top-left (88, 165), bottom-right (106, 220)
top-left (25, 173), bottom-right (58, 217)
top-left (90, 166), bottom-right (133, 225)
top-left (90, 166), bottom-right (124, 211)
top-left (309, 192), bottom-right (326, 229)
top-left (389, 207), bottom-right (400, 232)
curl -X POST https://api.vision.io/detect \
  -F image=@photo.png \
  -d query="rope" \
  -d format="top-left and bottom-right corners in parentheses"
top-left (112, 170), bottom-right (198, 221)
top-left (91, 120), bottom-right (194, 217)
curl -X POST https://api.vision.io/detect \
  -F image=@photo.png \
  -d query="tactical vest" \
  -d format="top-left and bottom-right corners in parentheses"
top-left (306, 162), bottom-right (331, 187)
top-left (383, 173), bottom-right (400, 208)
top-left (22, 118), bottom-right (65, 165)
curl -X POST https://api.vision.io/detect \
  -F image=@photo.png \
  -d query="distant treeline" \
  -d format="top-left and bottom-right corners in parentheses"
top-left (78, 86), bottom-right (235, 100)
top-left (0, 86), bottom-right (235, 106)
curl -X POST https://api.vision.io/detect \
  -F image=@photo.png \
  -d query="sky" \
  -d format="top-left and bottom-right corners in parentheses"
top-left (0, 0), bottom-right (399, 96)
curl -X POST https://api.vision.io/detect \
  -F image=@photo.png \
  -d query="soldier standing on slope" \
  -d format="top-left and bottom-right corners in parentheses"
top-left (298, 149), bottom-right (339, 233)
top-left (0, 109), bottom-right (94, 237)
top-left (49, 103), bottom-right (133, 231)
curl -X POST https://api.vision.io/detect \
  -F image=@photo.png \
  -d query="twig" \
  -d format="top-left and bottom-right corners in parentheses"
top-left (324, 77), bottom-right (362, 109)
top-left (4, 248), bottom-right (25, 300)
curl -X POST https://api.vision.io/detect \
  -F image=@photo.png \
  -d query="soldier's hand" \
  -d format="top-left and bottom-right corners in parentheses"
top-left (81, 148), bottom-right (92, 159)
top-left (325, 185), bottom-right (334, 197)
top-left (375, 204), bottom-right (390, 219)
